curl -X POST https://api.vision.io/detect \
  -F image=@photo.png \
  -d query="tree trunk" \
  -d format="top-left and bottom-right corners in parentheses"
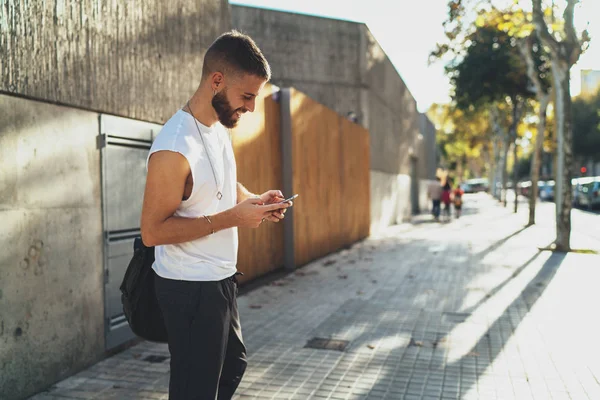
top-left (531, 0), bottom-right (585, 252)
top-left (505, 100), bottom-right (522, 209)
top-left (490, 109), bottom-right (507, 201)
top-left (501, 133), bottom-right (510, 207)
top-left (490, 138), bottom-right (500, 199)
top-left (552, 60), bottom-right (573, 252)
top-left (528, 94), bottom-right (551, 225)
top-left (513, 137), bottom-right (519, 213)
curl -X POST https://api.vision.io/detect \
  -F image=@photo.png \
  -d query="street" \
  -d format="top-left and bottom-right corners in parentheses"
top-left (31, 195), bottom-right (600, 400)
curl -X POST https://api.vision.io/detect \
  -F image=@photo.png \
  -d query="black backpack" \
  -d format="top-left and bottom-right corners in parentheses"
top-left (119, 238), bottom-right (168, 343)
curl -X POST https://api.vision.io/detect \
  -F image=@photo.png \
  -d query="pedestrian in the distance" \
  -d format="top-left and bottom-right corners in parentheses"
top-left (428, 176), bottom-right (443, 221)
top-left (453, 183), bottom-right (464, 219)
top-left (441, 180), bottom-right (452, 221)
top-left (140, 31), bottom-right (291, 400)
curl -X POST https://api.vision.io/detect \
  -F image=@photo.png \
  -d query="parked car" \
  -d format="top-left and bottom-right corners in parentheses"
top-left (539, 180), bottom-right (555, 201)
top-left (518, 181), bottom-right (532, 197)
top-left (463, 178), bottom-right (489, 193)
top-left (575, 177), bottom-right (600, 210)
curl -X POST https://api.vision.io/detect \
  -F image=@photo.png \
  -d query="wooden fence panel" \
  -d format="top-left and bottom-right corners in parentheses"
top-left (339, 118), bottom-right (371, 244)
top-left (290, 89), bottom-right (344, 267)
top-left (231, 85), bottom-right (370, 280)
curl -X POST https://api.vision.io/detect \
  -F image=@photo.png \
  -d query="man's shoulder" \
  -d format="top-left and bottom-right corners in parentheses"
top-left (154, 112), bottom-right (196, 145)
top-left (157, 110), bottom-right (192, 137)
top-left (149, 118), bottom-right (201, 163)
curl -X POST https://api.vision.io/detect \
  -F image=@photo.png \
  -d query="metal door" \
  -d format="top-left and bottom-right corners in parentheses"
top-left (99, 114), bottom-right (161, 350)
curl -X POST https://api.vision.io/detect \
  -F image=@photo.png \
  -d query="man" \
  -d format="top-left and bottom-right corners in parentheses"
top-left (427, 176), bottom-right (443, 221)
top-left (140, 31), bottom-right (291, 400)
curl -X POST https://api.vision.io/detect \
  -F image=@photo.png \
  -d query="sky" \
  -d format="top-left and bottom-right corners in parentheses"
top-left (230, 0), bottom-right (600, 112)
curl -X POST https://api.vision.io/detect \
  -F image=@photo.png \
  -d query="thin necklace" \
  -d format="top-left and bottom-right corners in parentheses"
top-left (186, 101), bottom-right (223, 200)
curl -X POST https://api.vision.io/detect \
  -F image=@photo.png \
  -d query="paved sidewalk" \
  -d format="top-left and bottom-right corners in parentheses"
top-left (31, 195), bottom-right (600, 400)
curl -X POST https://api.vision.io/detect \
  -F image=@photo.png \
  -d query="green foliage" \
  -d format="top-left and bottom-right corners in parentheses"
top-left (448, 23), bottom-right (534, 110)
top-left (428, 103), bottom-right (491, 178)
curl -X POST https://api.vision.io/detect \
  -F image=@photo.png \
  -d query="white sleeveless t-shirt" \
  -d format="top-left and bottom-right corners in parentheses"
top-left (147, 110), bottom-right (238, 281)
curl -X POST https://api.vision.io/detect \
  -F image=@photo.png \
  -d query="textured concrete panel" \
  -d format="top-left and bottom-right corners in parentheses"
top-left (367, 90), bottom-right (419, 176)
top-left (419, 179), bottom-right (437, 213)
top-left (419, 113), bottom-right (438, 180)
top-left (232, 5), bottom-right (362, 120)
top-left (0, 95), bottom-right (104, 400)
top-left (370, 170), bottom-right (411, 234)
top-left (0, 0), bottom-right (231, 124)
top-left (361, 26), bottom-right (421, 175)
top-left (232, 6), bottom-right (361, 83)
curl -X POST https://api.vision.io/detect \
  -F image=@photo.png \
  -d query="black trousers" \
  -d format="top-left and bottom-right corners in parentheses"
top-left (155, 273), bottom-right (247, 400)
top-left (432, 199), bottom-right (441, 218)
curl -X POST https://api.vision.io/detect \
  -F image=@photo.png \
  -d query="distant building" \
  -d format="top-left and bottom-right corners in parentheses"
top-left (581, 69), bottom-right (600, 96)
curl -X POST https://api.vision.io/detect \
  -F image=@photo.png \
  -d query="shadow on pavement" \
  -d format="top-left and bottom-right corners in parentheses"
top-left (253, 233), bottom-right (566, 398)
top-left (462, 247), bottom-right (548, 315)
top-left (445, 251), bottom-right (566, 396)
top-left (475, 225), bottom-right (532, 260)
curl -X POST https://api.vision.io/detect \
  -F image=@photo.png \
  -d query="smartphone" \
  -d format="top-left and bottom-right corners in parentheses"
top-left (278, 194), bottom-right (298, 204)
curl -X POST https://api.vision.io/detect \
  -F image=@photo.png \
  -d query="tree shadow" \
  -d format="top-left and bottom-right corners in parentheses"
top-left (463, 249), bottom-right (543, 314)
top-left (443, 251), bottom-right (566, 397)
top-left (236, 232), bottom-right (566, 399)
top-left (475, 225), bottom-right (531, 260)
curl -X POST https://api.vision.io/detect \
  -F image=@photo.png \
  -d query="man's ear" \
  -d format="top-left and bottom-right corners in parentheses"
top-left (211, 72), bottom-right (224, 92)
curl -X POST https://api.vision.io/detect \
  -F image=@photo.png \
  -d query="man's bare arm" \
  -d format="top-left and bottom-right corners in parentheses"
top-left (141, 152), bottom-right (290, 246)
top-left (237, 182), bottom-right (256, 203)
top-left (140, 151), bottom-right (236, 247)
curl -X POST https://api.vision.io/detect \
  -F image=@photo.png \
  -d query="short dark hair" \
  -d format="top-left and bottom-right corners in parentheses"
top-left (202, 30), bottom-right (271, 81)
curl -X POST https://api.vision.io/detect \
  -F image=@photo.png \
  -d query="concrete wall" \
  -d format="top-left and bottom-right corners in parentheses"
top-left (0, 95), bottom-right (104, 400)
top-left (370, 171), bottom-right (412, 232)
top-left (419, 113), bottom-right (438, 180)
top-left (231, 6), bottom-right (421, 177)
top-left (418, 179), bottom-right (437, 214)
top-left (361, 26), bottom-right (421, 176)
top-left (1, 0), bottom-right (230, 124)
top-left (231, 6), bottom-right (362, 121)
top-left (231, 6), bottom-right (428, 232)
top-left (1, 1), bottom-right (231, 398)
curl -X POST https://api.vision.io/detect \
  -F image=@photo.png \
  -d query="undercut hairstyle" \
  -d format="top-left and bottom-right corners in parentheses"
top-left (202, 30), bottom-right (271, 81)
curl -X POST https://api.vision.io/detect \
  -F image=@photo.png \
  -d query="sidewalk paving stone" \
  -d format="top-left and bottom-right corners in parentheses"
top-left (30, 195), bottom-right (600, 400)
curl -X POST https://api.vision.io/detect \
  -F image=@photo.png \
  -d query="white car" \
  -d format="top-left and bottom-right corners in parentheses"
top-left (576, 177), bottom-right (600, 210)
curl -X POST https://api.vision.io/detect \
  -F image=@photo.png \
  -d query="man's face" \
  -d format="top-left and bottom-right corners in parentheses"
top-left (212, 74), bottom-right (266, 128)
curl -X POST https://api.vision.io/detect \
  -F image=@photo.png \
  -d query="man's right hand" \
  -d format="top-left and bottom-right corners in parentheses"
top-left (229, 197), bottom-right (292, 228)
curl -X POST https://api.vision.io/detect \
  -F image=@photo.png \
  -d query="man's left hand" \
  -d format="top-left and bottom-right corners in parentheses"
top-left (260, 190), bottom-right (284, 204)
top-left (259, 190), bottom-right (288, 223)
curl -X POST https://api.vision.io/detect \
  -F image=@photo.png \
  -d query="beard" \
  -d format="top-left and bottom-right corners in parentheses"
top-left (212, 89), bottom-right (244, 128)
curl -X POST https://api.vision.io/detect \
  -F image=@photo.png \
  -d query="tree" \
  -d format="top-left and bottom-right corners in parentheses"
top-left (431, 3), bottom-right (552, 215)
top-left (447, 23), bottom-right (534, 212)
top-left (473, 4), bottom-right (558, 224)
top-left (531, 0), bottom-right (590, 251)
top-left (428, 103), bottom-right (492, 179)
top-left (469, 6), bottom-right (552, 222)
top-left (517, 34), bottom-right (552, 224)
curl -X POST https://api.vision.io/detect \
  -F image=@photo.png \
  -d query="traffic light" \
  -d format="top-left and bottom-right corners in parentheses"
top-left (581, 166), bottom-right (587, 175)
